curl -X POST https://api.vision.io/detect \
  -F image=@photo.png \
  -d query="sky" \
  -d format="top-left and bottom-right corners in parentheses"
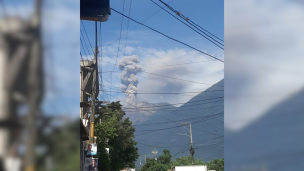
top-left (81, 0), bottom-right (224, 109)
top-left (0, 0), bottom-right (224, 120)
top-left (6, 0), bottom-right (304, 133)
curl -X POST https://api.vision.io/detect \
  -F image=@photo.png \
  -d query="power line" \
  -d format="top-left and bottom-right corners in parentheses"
top-left (80, 36), bottom-right (90, 60)
top-left (143, 71), bottom-right (224, 86)
top-left (145, 60), bottom-right (217, 68)
top-left (158, 0), bottom-right (224, 42)
top-left (151, 0), bottom-right (224, 50)
top-left (81, 20), bottom-right (94, 51)
top-left (135, 112), bottom-right (223, 135)
top-left (80, 52), bottom-right (85, 66)
top-left (102, 84), bottom-right (223, 94)
top-left (101, 59), bottom-right (218, 70)
top-left (111, 0), bottom-right (126, 73)
top-left (104, 90), bottom-right (222, 94)
top-left (133, 113), bottom-right (223, 127)
top-left (111, 8), bottom-right (224, 62)
top-left (123, 0), bottom-right (133, 56)
top-left (102, 69), bottom-right (222, 88)
top-left (110, 0), bottom-right (127, 102)
top-left (102, 0), bottom-right (176, 51)
top-left (80, 31), bottom-right (93, 60)
top-left (98, 21), bottom-right (110, 101)
top-left (171, 145), bottom-right (190, 158)
top-left (98, 59), bottom-right (223, 86)
top-left (123, 97), bottom-right (223, 109)
top-left (101, 77), bottom-right (223, 138)
top-left (136, 142), bottom-right (189, 149)
top-left (124, 103), bottom-right (222, 112)
top-left (102, 77), bottom-right (223, 125)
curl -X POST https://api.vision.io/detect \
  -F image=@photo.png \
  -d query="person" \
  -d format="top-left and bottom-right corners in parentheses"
top-left (86, 144), bottom-right (93, 156)
top-left (89, 159), bottom-right (98, 171)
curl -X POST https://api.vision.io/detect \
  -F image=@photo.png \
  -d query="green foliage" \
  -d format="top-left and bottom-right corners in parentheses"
top-left (206, 158), bottom-right (224, 171)
top-left (171, 156), bottom-right (205, 169)
top-left (96, 101), bottom-right (139, 171)
top-left (37, 119), bottom-right (80, 171)
top-left (141, 158), bottom-right (169, 171)
top-left (139, 148), bottom-right (223, 171)
top-left (140, 149), bottom-right (172, 171)
top-left (158, 149), bottom-right (171, 168)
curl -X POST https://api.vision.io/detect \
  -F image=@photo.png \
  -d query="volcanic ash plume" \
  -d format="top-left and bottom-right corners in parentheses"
top-left (119, 55), bottom-right (144, 100)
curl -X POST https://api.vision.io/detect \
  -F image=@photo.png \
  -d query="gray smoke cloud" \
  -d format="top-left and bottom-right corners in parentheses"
top-left (119, 55), bottom-right (144, 99)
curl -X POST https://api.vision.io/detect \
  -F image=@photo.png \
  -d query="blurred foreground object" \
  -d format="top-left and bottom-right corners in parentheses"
top-left (0, 0), bottom-right (43, 171)
top-left (225, 0), bottom-right (304, 170)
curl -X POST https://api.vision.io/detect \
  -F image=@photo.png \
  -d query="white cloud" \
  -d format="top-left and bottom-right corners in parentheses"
top-left (102, 45), bottom-right (224, 105)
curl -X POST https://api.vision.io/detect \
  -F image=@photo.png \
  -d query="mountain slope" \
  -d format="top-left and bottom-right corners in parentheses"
top-left (132, 79), bottom-right (224, 163)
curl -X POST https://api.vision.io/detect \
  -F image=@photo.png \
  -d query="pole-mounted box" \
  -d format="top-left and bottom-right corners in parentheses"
top-left (80, 0), bottom-right (111, 22)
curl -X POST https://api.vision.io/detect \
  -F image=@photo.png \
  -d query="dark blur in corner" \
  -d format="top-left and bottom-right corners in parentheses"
top-left (0, 0), bottom-right (79, 171)
top-left (225, 0), bottom-right (304, 171)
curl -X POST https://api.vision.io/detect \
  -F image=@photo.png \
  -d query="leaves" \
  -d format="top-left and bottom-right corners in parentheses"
top-left (206, 158), bottom-right (224, 171)
top-left (141, 149), bottom-right (223, 171)
top-left (95, 101), bottom-right (139, 171)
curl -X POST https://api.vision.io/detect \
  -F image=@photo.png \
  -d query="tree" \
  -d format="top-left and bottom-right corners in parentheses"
top-left (206, 158), bottom-right (224, 171)
top-left (140, 149), bottom-right (172, 171)
top-left (141, 149), bottom-right (224, 171)
top-left (158, 149), bottom-right (171, 168)
top-left (95, 101), bottom-right (139, 171)
top-left (171, 156), bottom-right (205, 169)
top-left (36, 119), bottom-right (80, 171)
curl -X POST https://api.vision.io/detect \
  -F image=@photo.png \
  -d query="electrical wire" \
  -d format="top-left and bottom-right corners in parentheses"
top-left (111, 8), bottom-right (224, 62)
top-left (158, 0), bottom-right (224, 42)
top-left (99, 59), bottom-right (223, 87)
top-left (80, 36), bottom-right (90, 60)
top-left (81, 20), bottom-right (94, 51)
top-left (123, 97), bottom-right (223, 109)
top-left (110, 0), bottom-right (127, 101)
top-left (151, 0), bottom-right (224, 50)
top-left (102, 0), bottom-right (176, 51)
top-left (123, 0), bottom-right (133, 56)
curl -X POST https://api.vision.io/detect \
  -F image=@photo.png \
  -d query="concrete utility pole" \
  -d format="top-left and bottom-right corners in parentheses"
top-left (190, 122), bottom-right (193, 148)
top-left (25, 1), bottom-right (43, 170)
top-left (152, 146), bottom-right (158, 160)
top-left (178, 122), bottom-right (194, 165)
top-left (0, 0), bottom-right (43, 170)
top-left (89, 21), bottom-right (98, 143)
top-left (189, 122), bottom-right (194, 165)
top-left (142, 155), bottom-right (151, 163)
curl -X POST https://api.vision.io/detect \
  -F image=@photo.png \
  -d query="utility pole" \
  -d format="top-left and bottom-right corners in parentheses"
top-left (189, 122), bottom-right (194, 165)
top-left (178, 122), bottom-right (194, 165)
top-left (25, 0), bottom-right (43, 171)
top-left (142, 155), bottom-right (151, 163)
top-left (89, 21), bottom-right (98, 143)
top-left (152, 146), bottom-right (158, 160)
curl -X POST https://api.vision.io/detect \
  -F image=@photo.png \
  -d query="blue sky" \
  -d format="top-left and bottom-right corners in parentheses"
top-left (82, 0), bottom-right (223, 51)
top-left (81, 0), bottom-right (224, 108)
top-left (1, 0), bottom-right (224, 118)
